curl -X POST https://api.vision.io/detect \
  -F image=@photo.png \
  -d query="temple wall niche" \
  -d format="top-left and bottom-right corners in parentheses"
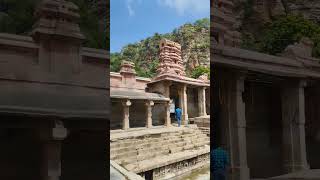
top-left (152, 104), bottom-right (166, 126)
top-left (187, 88), bottom-right (199, 118)
top-left (245, 83), bottom-right (283, 178)
top-left (110, 102), bottom-right (123, 129)
top-left (129, 102), bottom-right (147, 128)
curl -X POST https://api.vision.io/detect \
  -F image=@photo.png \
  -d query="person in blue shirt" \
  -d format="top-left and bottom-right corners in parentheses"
top-left (175, 107), bottom-right (182, 127)
top-left (211, 145), bottom-right (230, 180)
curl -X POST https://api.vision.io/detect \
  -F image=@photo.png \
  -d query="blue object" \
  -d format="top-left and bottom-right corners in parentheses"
top-left (175, 108), bottom-right (182, 127)
top-left (211, 147), bottom-right (230, 171)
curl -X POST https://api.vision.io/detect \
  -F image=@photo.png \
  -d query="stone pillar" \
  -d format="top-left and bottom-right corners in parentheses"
top-left (145, 100), bottom-right (154, 128)
top-left (165, 101), bottom-right (171, 127)
top-left (221, 72), bottom-right (250, 180)
top-left (198, 87), bottom-right (207, 116)
top-left (281, 80), bottom-right (309, 172)
top-left (41, 120), bottom-right (67, 180)
top-left (179, 84), bottom-right (188, 125)
top-left (122, 99), bottom-right (131, 130)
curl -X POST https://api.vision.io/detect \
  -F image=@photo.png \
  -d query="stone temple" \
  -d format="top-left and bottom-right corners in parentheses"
top-left (212, 0), bottom-right (320, 179)
top-left (0, 0), bottom-right (108, 179)
top-left (110, 39), bottom-right (210, 179)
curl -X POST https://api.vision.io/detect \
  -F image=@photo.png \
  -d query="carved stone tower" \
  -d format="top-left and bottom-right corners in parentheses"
top-left (31, 0), bottom-right (85, 75)
top-left (156, 39), bottom-right (186, 76)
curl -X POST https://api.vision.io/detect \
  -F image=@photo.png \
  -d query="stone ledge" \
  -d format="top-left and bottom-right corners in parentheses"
top-left (110, 125), bottom-right (199, 141)
top-left (110, 160), bottom-right (144, 180)
top-left (125, 145), bottom-right (210, 173)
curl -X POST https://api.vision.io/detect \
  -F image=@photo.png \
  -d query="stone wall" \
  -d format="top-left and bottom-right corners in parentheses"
top-left (144, 153), bottom-right (209, 180)
top-left (152, 103), bottom-right (166, 126)
top-left (0, 33), bottom-right (109, 118)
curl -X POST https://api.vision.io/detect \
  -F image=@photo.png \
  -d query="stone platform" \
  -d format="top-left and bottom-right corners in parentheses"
top-left (189, 116), bottom-right (210, 136)
top-left (110, 125), bottom-right (210, 179)
top-left (269, 169), bottom-right (320, 180)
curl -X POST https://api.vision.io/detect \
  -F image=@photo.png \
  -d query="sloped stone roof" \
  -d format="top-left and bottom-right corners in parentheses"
top-left (110, 90), bottom-right (169, 101)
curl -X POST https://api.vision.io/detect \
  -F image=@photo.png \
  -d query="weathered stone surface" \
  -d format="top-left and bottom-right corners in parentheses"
top-left (110, 126), bottom-right (210, 179)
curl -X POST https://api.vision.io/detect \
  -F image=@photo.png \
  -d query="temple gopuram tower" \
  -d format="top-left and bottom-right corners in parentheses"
top-left (211, 0), bottom-right (241, 47)
top-left (157, 39), bottom-right (186, 77)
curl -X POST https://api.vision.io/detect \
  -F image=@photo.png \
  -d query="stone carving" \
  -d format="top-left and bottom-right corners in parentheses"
top-left (156, 39), bottom-right (186, 76)
top-left (151, 153), bottom-right (209, 179)
top-left (32, 0), bottom-right (85, 41)
top-left (282, 37), bottom-right (314, 58)
top-left (120, 61), bottom-right (136, 75)
top-left (198, 74), bottom-right (209, 81)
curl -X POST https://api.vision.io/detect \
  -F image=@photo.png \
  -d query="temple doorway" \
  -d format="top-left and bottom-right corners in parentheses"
top-left (170, 84), bottom-right (181, 124)
top-left (245, 82), bottom-right (284, 178)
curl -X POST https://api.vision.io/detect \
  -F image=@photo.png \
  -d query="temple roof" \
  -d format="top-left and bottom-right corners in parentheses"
top-left (110, 90), bottom-right (169, 101)
top-left (213, 44), bottom-right (320, 78)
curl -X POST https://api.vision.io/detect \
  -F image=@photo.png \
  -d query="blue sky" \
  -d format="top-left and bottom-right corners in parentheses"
top-left (110, 0), bottom-right (210, 53)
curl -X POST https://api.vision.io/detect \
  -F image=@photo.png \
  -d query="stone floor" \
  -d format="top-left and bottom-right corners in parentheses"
top-left (269, 169), bottom-right (320, 180)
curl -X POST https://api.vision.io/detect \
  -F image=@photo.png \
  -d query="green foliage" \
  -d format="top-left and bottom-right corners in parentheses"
top-left (110, 53), bottom-right (122, 72)
top-left (110, 18), bottom-right (210, 78)
top-left (190, 66), bottom-right (210, 79)
top-left (0, 0), bottom-right (107, 49)
top-left (241, 15), bottom-right (320, 58)
top-left (0, 0), bottom-right (39, 34)
top-left (260, 15), bottom-right (320, 57)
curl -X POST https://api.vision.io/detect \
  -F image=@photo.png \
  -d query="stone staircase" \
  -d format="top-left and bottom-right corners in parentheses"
top-left (110, 126), bottom-right (210, 174)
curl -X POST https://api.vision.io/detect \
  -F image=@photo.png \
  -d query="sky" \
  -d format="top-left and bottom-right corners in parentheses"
top-left (110, 0), bottom-right (210, 53)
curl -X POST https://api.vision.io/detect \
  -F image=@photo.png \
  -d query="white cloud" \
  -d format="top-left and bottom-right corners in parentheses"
top-left (157, 0), bottom-right (209, 16)
top-left (127, 0), bottom-right (142, 17)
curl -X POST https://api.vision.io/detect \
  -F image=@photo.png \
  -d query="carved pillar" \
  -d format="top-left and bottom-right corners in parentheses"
top-left (165, 101), bottom-right (171, 127)
top-left (224, 72), bottom-right (250, 180)
top-left (180, 84), bottom-right (188, 125)
top-left (198, 87), bottom-right (207, 116)
top-left (281, 80), bottom-right (309, 172)
top-left (145, 100), bottom-right (154, 128)
top-left (122, 99), bottom-right (131, 130)
top-left (41, 120), bottom-right (67, 180)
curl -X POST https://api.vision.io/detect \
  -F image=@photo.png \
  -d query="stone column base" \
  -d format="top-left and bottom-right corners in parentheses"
top-left (229, 166), bottom-right (250, 180)
top-left (283, 164), bottom-right (310, 173)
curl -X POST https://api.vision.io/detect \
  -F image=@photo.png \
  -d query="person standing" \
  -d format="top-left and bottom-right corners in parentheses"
top-left (211, 145), bottom-right (230, 180)
top-left (175, 107), bottom-right (182, 127)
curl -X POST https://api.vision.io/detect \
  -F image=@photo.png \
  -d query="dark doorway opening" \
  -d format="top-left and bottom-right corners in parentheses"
top-left (145, 170), bottom-right (153, 180)
top-left (245, 82), bottom-right (283, 178)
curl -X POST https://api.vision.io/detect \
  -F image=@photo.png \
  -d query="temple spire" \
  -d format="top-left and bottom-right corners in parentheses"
top-left (31, 0), bottom-right (85, 41)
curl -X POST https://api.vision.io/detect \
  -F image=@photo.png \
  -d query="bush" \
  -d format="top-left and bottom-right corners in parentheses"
top-left (190, 66), bottom-right (210, 79)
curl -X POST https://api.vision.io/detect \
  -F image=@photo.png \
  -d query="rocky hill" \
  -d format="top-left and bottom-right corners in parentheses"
top-left (236, 0), bottom-right (320, 35)
top-left (111, 18), bottom-right (210, 78)
top-left (236, 0), bottom-right (320, 57)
